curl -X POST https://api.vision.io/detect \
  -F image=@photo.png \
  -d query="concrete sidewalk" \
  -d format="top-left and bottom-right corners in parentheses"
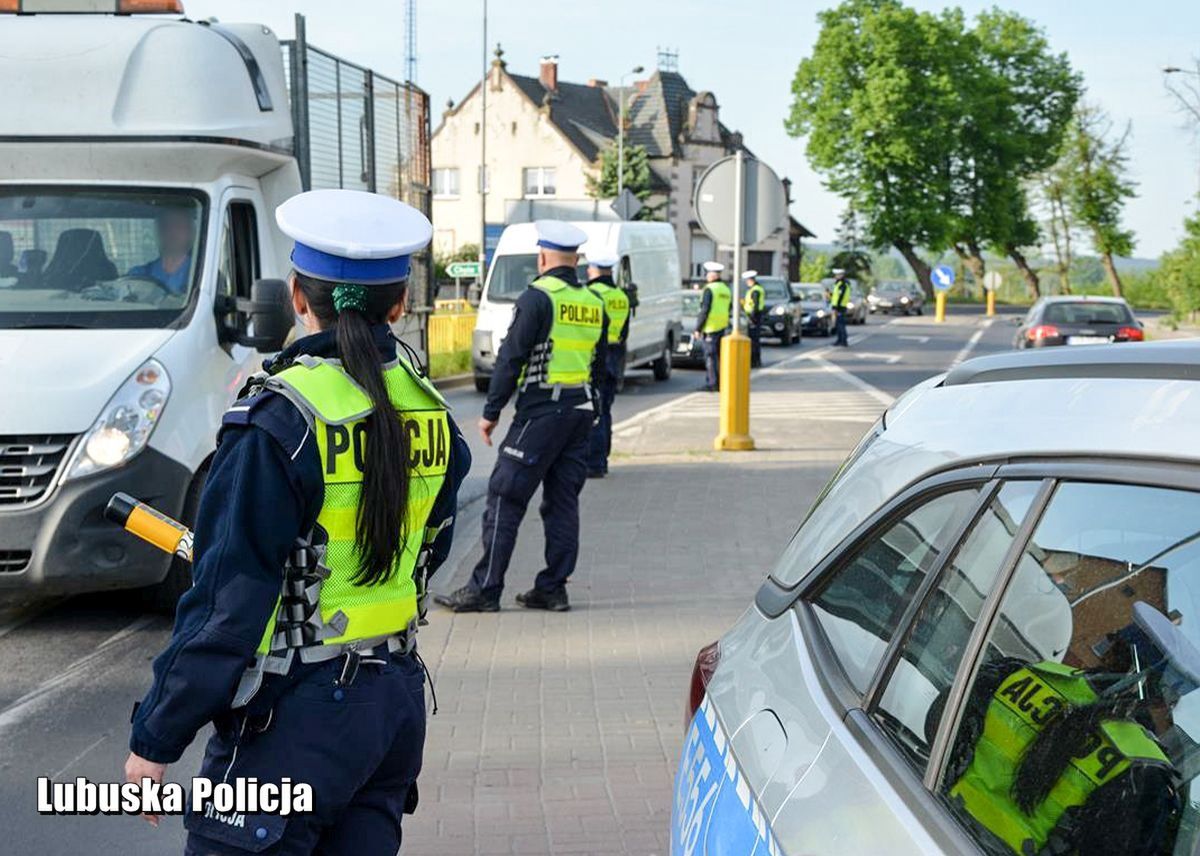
top-left (407, 357), bottom-right (889, 854)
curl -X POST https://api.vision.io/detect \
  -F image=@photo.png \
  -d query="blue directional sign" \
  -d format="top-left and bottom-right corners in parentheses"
top-left (932, 265), bottom-right (956, 292)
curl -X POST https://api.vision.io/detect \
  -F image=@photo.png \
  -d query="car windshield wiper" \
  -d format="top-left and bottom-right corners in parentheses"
top-left (10, 322), bottom-right (90, 330)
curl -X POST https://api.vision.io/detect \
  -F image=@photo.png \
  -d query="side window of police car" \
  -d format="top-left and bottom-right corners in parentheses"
top-left (937, 481), bottom-right (1200, 856)
top-left (810, 488), bottom-right (979, 695)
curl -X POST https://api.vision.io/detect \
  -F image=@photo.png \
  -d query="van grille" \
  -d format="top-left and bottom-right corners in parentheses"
top-left (0, 551), bottom-right (31, 573)
top-left (0, 435), bottom-right (75, 506)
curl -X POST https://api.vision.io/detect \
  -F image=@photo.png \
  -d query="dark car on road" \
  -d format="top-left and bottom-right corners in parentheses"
top-left (672, 289), bottom-right (706, 368)
top-left (753, 276), bottom-right (804, 345)
top-left (868, 281), bottom-right (925, 316)
top-left (1014, 295), bottom-right (1144, 349)
top-left (792, 283), bottom-right (835, 336)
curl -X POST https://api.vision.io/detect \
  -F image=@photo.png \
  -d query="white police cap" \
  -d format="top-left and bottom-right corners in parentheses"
top-left (534, 220), bottom-right (588, 252)
top-left (703, 261), bottom-right (725, 273)
top-left (586, 254), bottom-right (619, 269)
top-left (742, 270), bottom-right (758, 280)
top-left (276, 189), bottom-right (432, 284)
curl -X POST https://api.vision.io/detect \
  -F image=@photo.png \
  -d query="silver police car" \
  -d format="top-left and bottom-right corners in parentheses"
top-left (673, 341), bottom-right (1200, 856)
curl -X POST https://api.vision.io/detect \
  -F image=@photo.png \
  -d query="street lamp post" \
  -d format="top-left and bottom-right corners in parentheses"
top-left (479, 0), bottom-right (488, 282)
top-left (617, 65), bottom-right (645, 201)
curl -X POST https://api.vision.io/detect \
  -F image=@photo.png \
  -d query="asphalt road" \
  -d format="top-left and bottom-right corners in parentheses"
top-left (0, 306), bottom-right (1018, 852)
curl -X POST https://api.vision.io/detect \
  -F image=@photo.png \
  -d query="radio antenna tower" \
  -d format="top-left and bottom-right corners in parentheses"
top-left (404, 0), bottom-right (417, 83)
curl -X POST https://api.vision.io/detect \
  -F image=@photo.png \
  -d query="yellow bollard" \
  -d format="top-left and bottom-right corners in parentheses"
top-left (715, 331), bottom-right (755, 451)
top-left (935, 291), bottom-right (947, 323)
top-left (986, 289), bottom-right (996, 317)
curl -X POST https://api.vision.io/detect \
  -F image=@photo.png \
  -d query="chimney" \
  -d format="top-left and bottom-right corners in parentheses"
top-left (540, 55), bottom-right (559, 93)
top-left (588, 78), bottom-right (608, 88)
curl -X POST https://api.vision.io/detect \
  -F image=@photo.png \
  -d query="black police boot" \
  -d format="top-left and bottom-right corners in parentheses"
top-left (516, 587), bottom-right (570, 612)
top-left (434, 585), bottom-right (500, 613)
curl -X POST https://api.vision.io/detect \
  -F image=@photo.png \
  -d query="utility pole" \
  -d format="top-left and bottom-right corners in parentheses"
top-left (403, 0), bottom-right (416, 83)
top-left (617, 65), bottom-right (644, 202)
top-left (479, 0), bottom-right (488, 281)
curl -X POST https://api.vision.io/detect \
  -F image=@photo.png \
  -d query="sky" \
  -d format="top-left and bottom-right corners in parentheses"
top-left (187, 0), bottom-right (1200, 259)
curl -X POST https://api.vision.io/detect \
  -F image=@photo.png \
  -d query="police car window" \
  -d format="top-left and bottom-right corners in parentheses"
top-left (810, 488), bottom-right (978, 695)
top-left (940, 481), bottom-right (1200, 856)
top-left (873, 481), bottom-right (1042, 773)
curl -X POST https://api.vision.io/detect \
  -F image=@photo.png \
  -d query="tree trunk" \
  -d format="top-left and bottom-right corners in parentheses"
top-left (1006, 245), bottom-right (1041, 299)
top-left (894, 239), bottom-right (933, 299)
top-left (1100, 251), bottom-right (1124, 298)
top-left (953, 242), bottom-right (987, 297)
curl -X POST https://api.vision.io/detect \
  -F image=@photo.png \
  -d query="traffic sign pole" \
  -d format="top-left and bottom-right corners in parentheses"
top-left (716, 148), bottom-right (754, 452)
top-left (931, 264), bottom-right (955, 324)
top-left (983, 270), bottom-right (1001, 317)
top-left (935, 291), bottom-right (947, 323)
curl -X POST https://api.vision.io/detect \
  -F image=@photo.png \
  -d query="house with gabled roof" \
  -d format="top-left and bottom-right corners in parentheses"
top-left (431, 49), bottom-right (813, 283)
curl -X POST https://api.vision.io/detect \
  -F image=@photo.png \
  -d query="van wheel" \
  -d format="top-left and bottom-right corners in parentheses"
top-left (474, 375), bottom-right (490, 393)
top-left (652, 340), bottom-right (672, 381)
top-left (137, 464), bottom-right (207, 614)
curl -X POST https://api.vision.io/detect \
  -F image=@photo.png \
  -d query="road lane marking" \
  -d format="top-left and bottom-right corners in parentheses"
top-left (0, 615), bottom-right (156, 733)
top-left (852, 352), bottom-right (902, 365)
top-left (812, 358), bottom-right (896, 407)
top-left (899, 335), bottom-right (931, 344)
top-left (51, 733), bottom-right (110, 780)
top-left (951, 319), bottom-right (994, 367)
top-left (0, 597), bottom-right (65, 642)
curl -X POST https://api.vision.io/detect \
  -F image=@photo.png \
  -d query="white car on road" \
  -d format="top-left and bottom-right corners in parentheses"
top-left (673, 340), bottom-right (1200, 856)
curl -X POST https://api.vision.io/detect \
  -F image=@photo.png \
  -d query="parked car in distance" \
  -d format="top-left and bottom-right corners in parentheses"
top-left (672, 340), bottom-right (1200, 856)
top-left (672, 288), bottom-right (706, 368)
top-left (868, 281), bottom-right (924, 315)
top-left (754, 276), bottom-right (803, 345)
top-left (818, 278), bottom-right (868, 324)
top-left (1014, 295), bottom-right (1144, 349)
top-left (792, 283), bottom-right (834, 336)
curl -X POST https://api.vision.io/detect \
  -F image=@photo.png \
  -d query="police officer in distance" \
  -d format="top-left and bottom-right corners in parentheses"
top-left (696, 260), bottom-right (732, 392)
top-left (124, 189), bottom-right (471, 854)
top-left (584, 254), bottom-right (629, 478)
top-left (741, 269), bottom-right (765, 368)
top-left (436, 221), bottom-right (607, 613)
top-left (830, 268), bottom-right (851, 347)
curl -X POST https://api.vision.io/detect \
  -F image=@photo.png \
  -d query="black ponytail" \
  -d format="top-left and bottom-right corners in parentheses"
top-left (294, 272), bottom-right (412, 586)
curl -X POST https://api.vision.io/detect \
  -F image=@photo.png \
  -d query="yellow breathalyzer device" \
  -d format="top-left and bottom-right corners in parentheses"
top-left (104, 492), bottom-right (194, 563)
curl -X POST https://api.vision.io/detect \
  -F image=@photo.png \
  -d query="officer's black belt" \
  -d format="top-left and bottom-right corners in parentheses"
top-left (296, 630), bottom-right (416, 664)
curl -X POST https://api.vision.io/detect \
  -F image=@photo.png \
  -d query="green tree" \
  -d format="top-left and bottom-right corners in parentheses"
top-left (434, 242), bottom-right (480, 282)
top-left (586, 142), bottom-right (658, 219)
top-left (833, 205), bottom-right (873, 281)
top-left (1162, 205), bottom-right (1200, 321)
top-left (799, 250), bottom-right (832, 283)
top-left (1060, 103), bottom-right (1137, 297)
top-left (786, 0), bottom-right (960, 297)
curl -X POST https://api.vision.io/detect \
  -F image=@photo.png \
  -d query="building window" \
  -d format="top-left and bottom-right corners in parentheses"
top-left (523, 167), bottom-right (557, 197)
top-left (432, 168), bottom-right (459, 198)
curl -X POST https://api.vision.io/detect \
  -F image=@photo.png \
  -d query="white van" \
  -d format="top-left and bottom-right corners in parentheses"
top-left (472, 221), bottom-right (682, 392)
top-left (0, 6), bottom-right (429, 608)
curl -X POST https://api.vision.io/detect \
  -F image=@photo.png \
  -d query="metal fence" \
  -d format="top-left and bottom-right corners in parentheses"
top-left (281, 17), bottom-right (433, 320)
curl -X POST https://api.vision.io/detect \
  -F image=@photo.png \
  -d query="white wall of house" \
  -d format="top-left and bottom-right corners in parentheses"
top-left (431, 64), bottom-right (596, 256)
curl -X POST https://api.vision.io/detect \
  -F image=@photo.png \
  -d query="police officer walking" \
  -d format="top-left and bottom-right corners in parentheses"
top-left (437, 221), bottom-right (607, 614)
top-left (741, 270), bottom-right (765, 368)
top-left (696, 260), bottom-right (732, 392)
top-left (124, 189), bottom-right (471, 853)
top-left (830, 268), bottom-right (851, 347)
top-left (585, 254), bottom-right (629, 478)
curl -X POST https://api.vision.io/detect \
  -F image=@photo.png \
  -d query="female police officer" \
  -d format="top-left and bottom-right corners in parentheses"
top-left (123, 189), bottom-right (470, 853)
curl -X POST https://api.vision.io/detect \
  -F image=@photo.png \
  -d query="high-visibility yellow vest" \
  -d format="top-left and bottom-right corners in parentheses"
top-left (742, 283), bottom-right (765, 316)
top-left (522, 274), bottom-right (605, 387)
top-left (588, 280), bottom-right (631, 345)
top-left (831, 280), bottom-right (851, 309)
top-left (259, 357), bottom-right (450, 651)
top-left (949, 661), bottom-right (1170, 856)
top-left (702, 281), bottom-right (732, 334)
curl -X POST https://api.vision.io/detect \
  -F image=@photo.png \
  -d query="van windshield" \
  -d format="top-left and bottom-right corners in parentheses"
top-left (484, 253), bottom-right (589, 302)
top-left (0, 188), bottom-right (206, 330)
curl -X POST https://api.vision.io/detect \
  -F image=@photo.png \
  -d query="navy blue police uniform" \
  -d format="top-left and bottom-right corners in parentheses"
top-left (130, 326), bottom-right (471, 854)
top-left (585, 271), bottom-right (629, 477)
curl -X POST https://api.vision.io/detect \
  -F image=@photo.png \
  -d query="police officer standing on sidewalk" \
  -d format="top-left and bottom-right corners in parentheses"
top-left (741, 270), bottom-right (765, 368)
top-left (124, 189), bottom-right (471, 853)
top-left (437, 221), bottom-right (607, 613)
top-left (696, 260), bottom-right (732, 392)
top-left (830, 268), bottom-right (851, 347)
top-left (585, 254), bottom-right (629, 478)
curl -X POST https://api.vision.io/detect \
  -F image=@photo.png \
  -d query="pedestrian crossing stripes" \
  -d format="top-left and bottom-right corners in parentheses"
top-left (663, 390), bottom-right (886, 424)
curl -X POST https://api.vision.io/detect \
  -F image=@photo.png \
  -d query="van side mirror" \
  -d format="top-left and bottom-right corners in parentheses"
top-left (625, 281), bottom-right (640, 311)
top-left (216, 278), bottom-right (295, 353)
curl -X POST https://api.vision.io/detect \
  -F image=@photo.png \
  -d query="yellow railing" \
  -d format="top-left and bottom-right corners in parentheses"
top-left (427, 310), bottom-right (476, 356)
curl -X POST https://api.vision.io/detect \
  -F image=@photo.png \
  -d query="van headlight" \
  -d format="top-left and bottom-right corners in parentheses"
top-left (65, 359), bottom-right (171, 481)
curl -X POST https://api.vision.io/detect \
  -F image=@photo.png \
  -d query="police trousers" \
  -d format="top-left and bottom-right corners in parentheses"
top-left (587, 348), bottom-right (624, 474)
top-left (747, 316), bottom-right (763, 367)
top-left (470, 408), bottom-right (593, 597)
top-left (701, 331), bottom-right (725, 390)
top-left (183, 651), bottom-right (426, 855)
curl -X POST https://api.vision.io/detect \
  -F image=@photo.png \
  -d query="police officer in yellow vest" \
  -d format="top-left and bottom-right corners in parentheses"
top-left (830, 268), bottom-right (852, 347)
top-left (438, 221), bottom-right (607, 613)
top-left (585, 254), bottom-right (629, 478)
top-left (697, 260), bottom-right (732, 392)
top-left (946, 649), bottom-right (1179, 856)
top-left (741, 270), bottom-right (766, 368)
top-left (125, 190), bottom-right (471, 852)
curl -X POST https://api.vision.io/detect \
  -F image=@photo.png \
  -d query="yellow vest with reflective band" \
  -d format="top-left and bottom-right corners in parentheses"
top-left (257, 357), bottom-right (450, 652)
top-left (831, 280), bottom-right (851, 309)
top-left (588, 280), bottom-right (630, 345)
top-left (949, 661), bottom-right (1170, 856)
top-left (742, 283), bottom-right (765, 316)
top-left (702, 281), bottom-right (732, 334)
top-left (529, 275), bottom-right (605, 385)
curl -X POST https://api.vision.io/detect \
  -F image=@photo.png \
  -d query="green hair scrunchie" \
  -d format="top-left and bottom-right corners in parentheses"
top-left (332, 283), bottom-right (368, 314)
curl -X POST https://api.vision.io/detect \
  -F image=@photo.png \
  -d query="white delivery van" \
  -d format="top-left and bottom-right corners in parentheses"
top-left (0, 3), bottom-right (431, 608)
top-left (472, 221), bottom-right (682, 392)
